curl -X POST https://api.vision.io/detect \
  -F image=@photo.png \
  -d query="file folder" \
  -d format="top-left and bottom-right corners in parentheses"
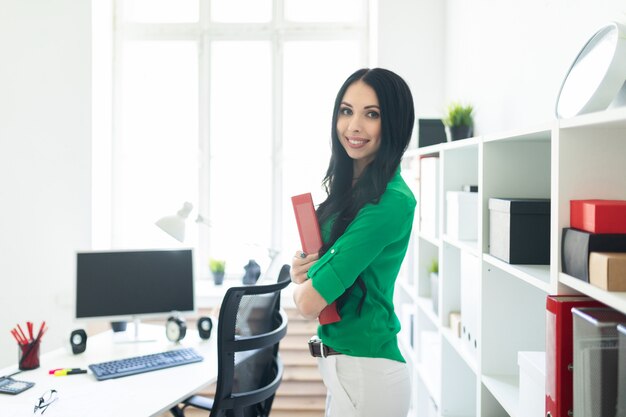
top-left (545, 295), bottom-right (603, 417)
top-left (291, 193), bottom-right (341, 325)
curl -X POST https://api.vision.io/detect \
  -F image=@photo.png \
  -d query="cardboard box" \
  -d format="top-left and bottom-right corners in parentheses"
top-left (561, 228), bottom-right (626, 282)
top-left (446, 191), bottom-right (478, 241)
top-left (488, 198), bottom-right (550, 264)
top-left (589, 252), bottom-right (626, 291)
top-left (449, 312), bottom-right (461, 338)
top-left (518, 351), bottom-right (546, 417)
top-left (571, 200), bottom-right (626, 234)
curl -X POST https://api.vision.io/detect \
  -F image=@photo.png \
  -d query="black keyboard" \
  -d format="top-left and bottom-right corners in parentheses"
top-left (89, 347), bottom-right (203, 381)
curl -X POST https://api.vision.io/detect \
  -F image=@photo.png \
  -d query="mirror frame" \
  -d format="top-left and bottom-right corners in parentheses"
top-left (555, 21), bottom-right (626, 118)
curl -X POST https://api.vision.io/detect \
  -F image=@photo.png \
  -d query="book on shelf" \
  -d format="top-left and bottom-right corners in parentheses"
top-left (291, 193), bottom-right (341, 325)
top-left (545, 295), bottom-right (604, 417)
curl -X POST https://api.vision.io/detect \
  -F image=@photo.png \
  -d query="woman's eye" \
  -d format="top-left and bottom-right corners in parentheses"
top-left (367, 111), bottom-right (380, 119)
top-left (339, 107), bottom-right (352, 116)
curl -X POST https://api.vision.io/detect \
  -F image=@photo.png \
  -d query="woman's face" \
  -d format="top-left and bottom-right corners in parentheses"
top-left (336, 80), bottom-right (381, 174)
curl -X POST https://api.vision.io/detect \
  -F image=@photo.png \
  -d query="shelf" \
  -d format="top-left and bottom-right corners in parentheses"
top-left (397, 280), bottom-right (418, 303)
top-left (416, 296), bottom-right (439, 327)
top-left (482, 124), bottom-right (552, 143)
top-left (559, 272), bottom-right (626, 315)
top-left (442, 136), bottom-right (480, 149)
top-left (442, 235), bottom-right (479, 256)
top-left (558, 106), bottom-right (626, 129)
top-left (415, 362), bottom-right (441, 407)
top-left (419, 232), bottom-right (441, 247)
top-left (441, 326), bottom-right (478, 374)
top-left (482, 374), bottom-right (519, 417)
top-left (483, 254), bottom-right (551, 293)
top-left (401, 110), bottom-right (626, 417)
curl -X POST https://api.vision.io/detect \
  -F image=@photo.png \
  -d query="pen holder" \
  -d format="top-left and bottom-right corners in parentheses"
top-left (18, 340), bottom-right (41, 370)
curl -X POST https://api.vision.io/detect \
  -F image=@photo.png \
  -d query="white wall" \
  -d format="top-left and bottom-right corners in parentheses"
top-left (444, 0), bottom-right (626, 134)
top-left (375, 0), bottom-right (446, 119)
top-left (0, 0), bottom-right (91, 367)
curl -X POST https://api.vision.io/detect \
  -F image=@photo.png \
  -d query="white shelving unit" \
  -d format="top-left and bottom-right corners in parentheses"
top-left (395, 107), bottom-right (626, 417)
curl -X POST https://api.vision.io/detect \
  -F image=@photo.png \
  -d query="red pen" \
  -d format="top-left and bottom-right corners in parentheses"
top-left (27, 322), bottom-right (34, 342)
top-left (36, 321), bottom-right (46, 340)
top-left (16, 324), bottom-right (28, 344)
top-left (10, 329), bottom-right (24, 345)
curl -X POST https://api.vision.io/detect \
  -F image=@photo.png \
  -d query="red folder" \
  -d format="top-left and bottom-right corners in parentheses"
top-left (546, 295), bottom-right (603, 417)
top-left (291, 193), bottom-right (341, 325)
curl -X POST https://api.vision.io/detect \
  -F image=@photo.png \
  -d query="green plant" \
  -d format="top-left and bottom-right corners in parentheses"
top-left (443, 102), bottom-right (474, 127)
top-left (427, 258), bottom-right (439, 275)
top-left (209, 258), bottom-right (225, 274)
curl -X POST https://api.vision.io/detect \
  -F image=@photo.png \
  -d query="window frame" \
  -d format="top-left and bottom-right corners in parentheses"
top-left (106, 0), bottom-right (370, 278)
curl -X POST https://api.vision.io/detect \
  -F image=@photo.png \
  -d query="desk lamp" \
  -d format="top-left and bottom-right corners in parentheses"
top-left (155, 202), bottom-right (193, 242)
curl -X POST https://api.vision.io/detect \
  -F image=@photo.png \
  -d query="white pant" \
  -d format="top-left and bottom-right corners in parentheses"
top-left (317, 354), bottom-right (411, 417)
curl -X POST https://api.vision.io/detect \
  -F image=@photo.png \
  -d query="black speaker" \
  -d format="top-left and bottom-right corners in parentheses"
top-left (70, 329), bottom-right (87, 354)
top-left (197, 316), bottom-right (213, 340)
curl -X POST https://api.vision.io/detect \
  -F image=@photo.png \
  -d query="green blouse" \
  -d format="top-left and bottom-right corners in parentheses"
top-left (307, 168), bottom-right (416, 362)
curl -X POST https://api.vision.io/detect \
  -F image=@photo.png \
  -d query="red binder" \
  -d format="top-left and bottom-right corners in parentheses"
top-left (546, 295), bottom-right (603, 417)
top-left (291, 193), bottom-right (341, 325)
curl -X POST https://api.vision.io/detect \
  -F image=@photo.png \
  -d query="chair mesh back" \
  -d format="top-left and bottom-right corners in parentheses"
top-left (231, 292), bottom-right (281, 417)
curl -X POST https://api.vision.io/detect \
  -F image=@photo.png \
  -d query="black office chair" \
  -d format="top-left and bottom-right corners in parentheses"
top-left (170, 268), bottom-right (291, 417)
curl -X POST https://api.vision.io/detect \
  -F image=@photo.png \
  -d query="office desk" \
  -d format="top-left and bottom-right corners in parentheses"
top-left (0, 324), bottom-right (217, 417)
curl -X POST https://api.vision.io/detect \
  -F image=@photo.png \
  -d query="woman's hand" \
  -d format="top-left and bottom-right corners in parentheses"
top-left (291, 251), bottom-right (327, 320)
top-left (290, 251), bottom-right (319, 284)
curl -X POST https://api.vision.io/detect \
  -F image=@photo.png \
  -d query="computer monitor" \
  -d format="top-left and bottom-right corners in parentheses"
top-left (75, 248), bottom-right (195, 327)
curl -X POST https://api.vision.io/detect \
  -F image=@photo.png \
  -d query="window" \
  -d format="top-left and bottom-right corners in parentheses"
top-left (98, 0), bottom-right (370, 277)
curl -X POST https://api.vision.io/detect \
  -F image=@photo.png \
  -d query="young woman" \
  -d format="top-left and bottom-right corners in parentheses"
top-left (291, 68), bottom-right (416, 417)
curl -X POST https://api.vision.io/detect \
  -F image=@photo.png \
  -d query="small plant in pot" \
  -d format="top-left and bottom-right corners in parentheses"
top-left (209, 258), bottom-right (226, 285)
top-left (428, 259), bottom-right (439, 313)
top-left (443, 102), bottom-right (474, 141)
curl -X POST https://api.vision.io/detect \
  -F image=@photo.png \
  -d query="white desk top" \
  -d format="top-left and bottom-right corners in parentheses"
top-left (0, 323), bottom-right (218, 417)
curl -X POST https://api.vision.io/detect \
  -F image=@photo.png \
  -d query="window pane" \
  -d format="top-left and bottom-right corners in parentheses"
top-left (211, 0), bottom-right (271, 23)
top-left (210, 41), bottom-right (272, 271)
top-left (116, 41), bottom-right (199, 248)
top-left (284, 0), bottom-right (364, 22)
top-left (123, 0), bottom-right (199, 23)
top-left (282, 40), bottom-right (362, 253)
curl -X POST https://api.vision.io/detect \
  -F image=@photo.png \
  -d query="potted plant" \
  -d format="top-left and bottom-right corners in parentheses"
top-left (428, 259), bottom-right (439, 313)
top-left (443, 102), bottom-right (474, 141)
top-left (209, 258), bottom-right (226, 285)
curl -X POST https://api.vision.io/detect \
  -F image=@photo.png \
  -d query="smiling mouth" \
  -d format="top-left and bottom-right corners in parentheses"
top-left (346, 137), bottom-right (368, 146)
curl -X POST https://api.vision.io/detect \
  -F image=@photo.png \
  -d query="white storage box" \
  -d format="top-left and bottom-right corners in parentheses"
top-left (518, 351), bottom-right (546, 417)
top-left (460, 251), bottom-right (480, 357)
top-left (446, 191), bottom-right (478, 240)
top-left (419, 156), bottom-right (439, 239)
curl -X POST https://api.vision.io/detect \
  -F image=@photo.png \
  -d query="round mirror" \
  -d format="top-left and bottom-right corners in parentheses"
top-left (555, 21), bottom-right (626, 118)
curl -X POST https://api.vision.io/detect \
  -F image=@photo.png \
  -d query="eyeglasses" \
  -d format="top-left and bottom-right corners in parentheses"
top-left (33, 389), bottom-right (58, 414)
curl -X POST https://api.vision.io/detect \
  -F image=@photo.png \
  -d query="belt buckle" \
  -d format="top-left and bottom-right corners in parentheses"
top-left (308, 336), bottom-right (327, 358)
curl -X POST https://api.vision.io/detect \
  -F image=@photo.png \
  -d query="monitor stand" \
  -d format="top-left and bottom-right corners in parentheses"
top-left (112, 318), bottom-right (158, 344)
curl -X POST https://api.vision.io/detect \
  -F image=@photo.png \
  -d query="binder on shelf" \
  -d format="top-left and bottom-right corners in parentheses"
top-left (572, 307), bottom-right (626, 417)
top-left (291, 193), bottom-right (341, 325)
top-left (617, 324), bottom-right (626, 417)
top-left (545, 295), bottom-right (604, 417)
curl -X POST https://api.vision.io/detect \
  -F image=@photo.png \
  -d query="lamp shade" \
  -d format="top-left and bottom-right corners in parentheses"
top-left (155, 202), bottom-right (193, 242)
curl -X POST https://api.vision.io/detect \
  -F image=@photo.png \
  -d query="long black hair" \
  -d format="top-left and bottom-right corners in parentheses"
top-left (317, 68), bottom-right (415, 254)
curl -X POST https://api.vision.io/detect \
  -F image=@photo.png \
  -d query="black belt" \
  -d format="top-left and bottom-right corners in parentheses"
top-left (308, 337), bottom-right (342, 357)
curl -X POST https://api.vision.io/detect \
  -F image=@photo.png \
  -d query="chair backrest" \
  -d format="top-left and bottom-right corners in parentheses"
top-left (211, 277), bottom-right (290, 417)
